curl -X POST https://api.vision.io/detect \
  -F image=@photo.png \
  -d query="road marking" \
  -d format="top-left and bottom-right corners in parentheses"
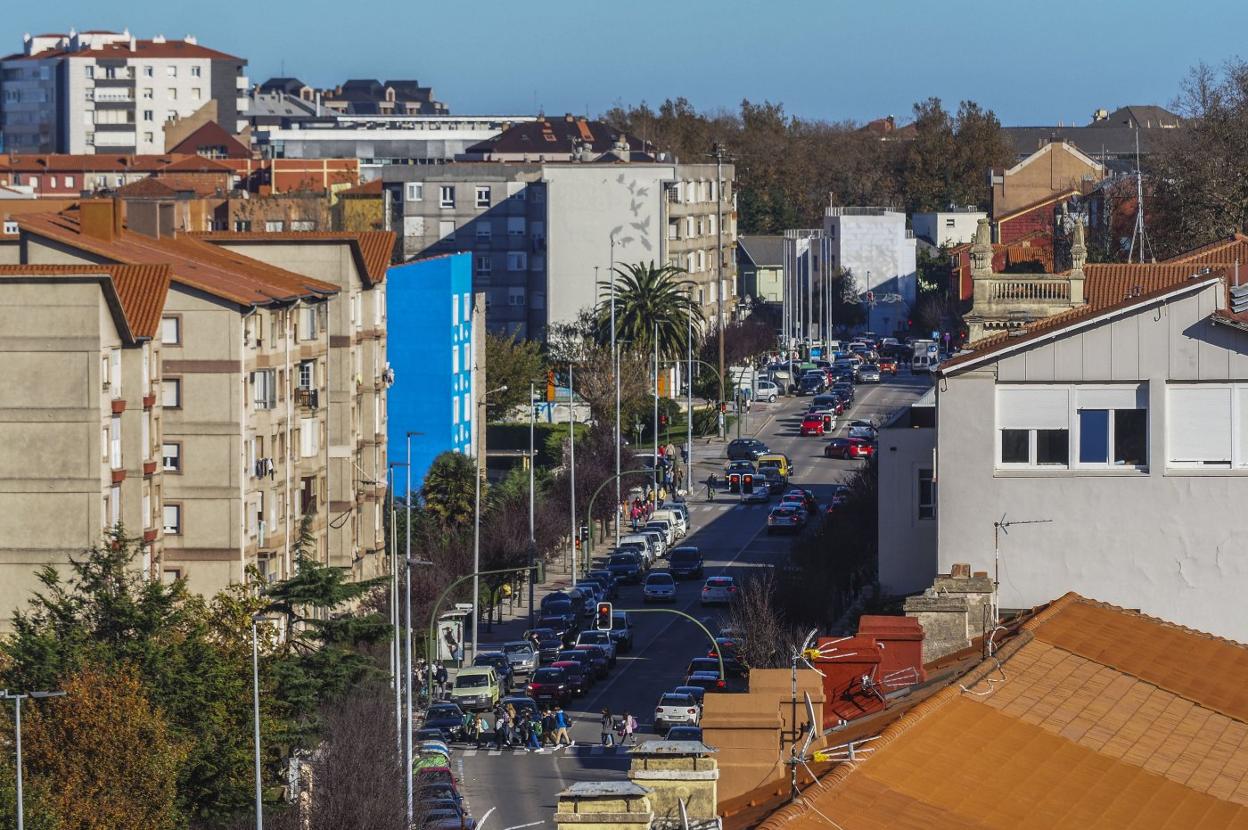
top-left (503, 822), bottom-right (546, 830)
top-left (477, 806), bottom-right (497, 830)
top-left (488, 749), bottom-right (502, 756)
top-left (462, 749), bottom-right (477, 757)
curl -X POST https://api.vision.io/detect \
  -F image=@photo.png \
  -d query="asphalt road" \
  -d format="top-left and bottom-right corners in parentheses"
top-left (444, 372), bottom-right (933, 830)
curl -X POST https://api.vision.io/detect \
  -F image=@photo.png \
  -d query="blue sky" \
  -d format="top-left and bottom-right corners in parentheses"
top-left (8, 0), bottom-right (1244, 125)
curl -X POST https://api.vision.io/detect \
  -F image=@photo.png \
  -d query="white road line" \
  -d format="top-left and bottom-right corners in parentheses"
top-left (502, 822), bottom-right (546, 830)
top-left (477, 807), bottom-right (497, 830)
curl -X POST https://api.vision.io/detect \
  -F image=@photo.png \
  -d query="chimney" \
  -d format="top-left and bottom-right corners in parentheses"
top-left (553, 782), bottom-right (652, 830)
top-left (80, 200), bottom-right (116, 242)
top-left (903, 568), bottom-right (995, 664)
top-left (627, 742), bottom-right (719, 825)
top-left (112, 196), bottom-right (125, 237)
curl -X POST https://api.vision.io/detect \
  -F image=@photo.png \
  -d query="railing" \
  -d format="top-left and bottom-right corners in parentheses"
top-left (295, 387), bottom-right (319, 409)
top-left (825, 206), bottom-right (900, 217)
top-left (986, 280), bottom-right (1070, 302)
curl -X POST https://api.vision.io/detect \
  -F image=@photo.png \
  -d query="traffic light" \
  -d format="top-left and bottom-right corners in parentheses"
top-left (596, 602), bottom-right (613, 631)
top-left (579, 524), bottom-right (589, 542)
top-left (742, 473), bottom-right (753, 494)
top-left (660, 414), bottom-right (668, 427)
top-left (546, 370), bottom-right (557, 402)
top-left (728, 473), bottom-right (741, 493)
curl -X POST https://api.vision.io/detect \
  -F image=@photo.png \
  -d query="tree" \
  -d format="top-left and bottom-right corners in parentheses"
top-left (484, 332), bottom-right (545, 419)
top-left (22, 664), bottom-right (185, 830)
top-left (420, 451), bottom-right (479, 529)
top-left (725, 570), bottom-right (804, 670)
top-left (597, 262), bottom-right (703, 361)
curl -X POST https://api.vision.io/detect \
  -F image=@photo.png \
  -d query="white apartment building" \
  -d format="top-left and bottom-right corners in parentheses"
top-left (1, 29), bottom-right (248, 155)
top-left (822, 207), bottom-right (917, 335)
top-left (911, 208), bottom-right (986, 248)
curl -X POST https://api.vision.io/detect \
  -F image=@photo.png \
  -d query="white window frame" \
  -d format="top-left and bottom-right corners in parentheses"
top-left (406, 182), bottom-right (424, 202)
top-left (475, 185), bottom-right (491, 208)
top-left (109, 416), bottom-right (122, 469)
top-left (439, 185), bottom-right (455, 208)
top-left (163, 504), bottom-right (181, 535)
top-left (507, 251), bottom-right (527, 272)
top-left (1166, 382), bottom-right (1248, 469)
top-left (162, 442), bottom-right (181, 472)
top-left (1073, 385), bottom-right (1149, 469)
top-left (161, 316), bottom-right (180, 345)
top-left (476, 254), bottom-right (493, 275)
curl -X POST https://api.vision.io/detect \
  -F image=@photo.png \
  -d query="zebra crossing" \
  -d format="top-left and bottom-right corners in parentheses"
top-left (687, 501), bottom-right (768, 513)
top-left (458, 744), bottom-right (632, 758)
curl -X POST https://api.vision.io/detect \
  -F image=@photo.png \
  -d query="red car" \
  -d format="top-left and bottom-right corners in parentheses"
top-left (824, 437), bottom-right (875, 459)
top-left (878, 358), bottom-right (898, 375)
top-left (799, 414), bottom-right (826, 436)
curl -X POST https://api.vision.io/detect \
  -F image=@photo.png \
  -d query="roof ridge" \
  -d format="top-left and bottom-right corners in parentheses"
top-left (1028, 592), bottom-right (1248, 651)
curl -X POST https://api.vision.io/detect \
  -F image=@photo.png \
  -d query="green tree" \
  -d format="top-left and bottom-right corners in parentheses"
top-left (420, 451), bottom-right (479, 529)
top-left (22, 664), bottom-right (185, 830)
top-left (483, 332), bottom-right (546, 419)
top-left (596, 261), bottom-right (703, 361)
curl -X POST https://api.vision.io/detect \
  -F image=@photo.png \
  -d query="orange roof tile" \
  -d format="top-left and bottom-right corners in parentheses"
top-left (1165, 233), bottom-right (1248, 266)
top-left (17, 212), bottom-right (337, 306)
top-left (2, 39), bottom-right (242, 62)
top-left (190, 230), bottom-right (396, 286)
top-left (0, 263), bottom-right (170, 340)
top-left (339, 179), bottom-right (383, 197)
top-left (755, 594), bottom-right (1248, 830)
top-left (0, 154), bottom-right (229, 174)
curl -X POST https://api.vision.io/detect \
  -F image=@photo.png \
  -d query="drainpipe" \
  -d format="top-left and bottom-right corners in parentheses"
top-left (242, 306), bottom-right (259, 582)
top-left (284, 304), bottom-right (295, 576)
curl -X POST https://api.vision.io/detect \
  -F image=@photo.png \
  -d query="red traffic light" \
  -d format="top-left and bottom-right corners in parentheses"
top-left (595, 602), bottom-right (613, 631)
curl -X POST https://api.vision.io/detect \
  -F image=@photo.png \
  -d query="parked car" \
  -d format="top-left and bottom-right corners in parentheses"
top-left (421, 702), bottom-right (466, 741)
top-left (643, 519), bottom-right (676, 547)
top-left (654, 692), bottom-right (701, 728)
top-left (754, 379), bottom-right (781, 402)
top-left (727, 438), bottom-right (769, 461)
top-left (856, 364), bottom-right (881, 383)
top-left (669, 546), bottom-right (704, 578)
top-left (501, 640), bottom-right (539, 678)
top-left (610, 610), bottom-right (635, 653)
top-left (526, 666), bottom-right (574, 706)
top-left (824, 437), bottom-right (875, 459)
top-left (672, 684), bottom-right (706, 706)
top-left (847, 421), bottom-right (878, 442)
top-left (685, 658), bottom-right (727, 687)
top-left (548, 660), bottom-right (591, 696)
top-left (799, 414), bottom-right (826, 436)
top-left (448, 667), bottom-right (500, 711)
top-left (643, 571), bottom-right (678, 602)
top-left (711, 638), bottom-right (749, 678)
top-left (665, 725), bottom-right (704, 742)
top-left (570, 644), bottom-right (610, 679)
top-left (523, 627), bottom-right (565, 663)
top-left (767, 504), bottom-right (803, 534)
top-left (700, 575), bottom-right (738, 605)
top-left (585, 569), bottom-right (620, 600)
top-left (472, 652), bottom-right (515, 693)
top-left (575, 629), bottom-right (617, 666)
top-left (607, 552), bottom-right (644, 584)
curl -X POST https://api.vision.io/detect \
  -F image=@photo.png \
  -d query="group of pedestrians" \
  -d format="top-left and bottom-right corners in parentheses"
top-left (599, 707), bottom-right (638, 746)
top-left (462, 704), bottom-right (575, 752)
top-left (414, 659), bottom-right (449, 701)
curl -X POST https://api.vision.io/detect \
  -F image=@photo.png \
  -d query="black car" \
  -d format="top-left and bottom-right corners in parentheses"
top-left (665, 725), bottom-right (704, 742)
top-left (607, 552), bottom-right (644, 584)
top-left (571, 644), bottom-right (610, 679)
top-left (585, 569), bottom-right (620, 600)
top-left (610, 611), bottom-right (634, 653)
top-left (537, 614), bottom-right (579, 646)
top-left (796, 375), bottom-right (824, 396)
top-left (711, 638), bottom-right (750, 678)
top-left (524, 627), bottom-right (564, 663)
top-left (755, 465), bottom-right (787, 494)
top-left (668, 546), bottom-right (704, 578)
top-left (422, 702), bottom-right (466, 741)
top-left (549, 660), bottom-right (591, 696)
top-left (726, 438), bottom-right (769, 461)
top-left (472, 652), bottom-right (515, 692)
top-left (556, 649), bottom-right (598, 682)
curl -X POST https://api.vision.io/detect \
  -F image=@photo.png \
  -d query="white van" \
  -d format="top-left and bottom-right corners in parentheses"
top-left (651, 509), bottom-right (687, 539)
top-left (910, 353), bottom-right (938, 374)
top-left (619, 534), bottom-right (658, 566)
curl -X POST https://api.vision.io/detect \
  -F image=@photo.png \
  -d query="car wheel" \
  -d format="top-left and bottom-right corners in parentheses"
top-left (768, 394), bottom-right (776, 403)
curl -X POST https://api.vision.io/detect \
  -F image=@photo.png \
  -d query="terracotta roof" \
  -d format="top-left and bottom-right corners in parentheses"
top-left (166, 121), bottom-right (251, 159)
top-left (114, 178), bottom-right (182, 198)
top-left (1164, 232), bottom-right (1248, 267)
top-left (17, 212), bottom-right (337, 306)
top-left (0, 154), bottom-right (231, 174)
top-left (755, 594), bottom-right (1248, 830)
top-left (190, 230), bottom-right (395, 286)
top-left (159, 154), bottom-right (234, 173)
top-left (3, 39), bottom-right (242, 62)
top-left (465, 117), bottom-right (650, 157)
top-left (942, 265), bottom-right (1225, 372)
top-left (339, 179), bottom-right (383, 197)
top-left (0, 263), bottom-right (170, 341)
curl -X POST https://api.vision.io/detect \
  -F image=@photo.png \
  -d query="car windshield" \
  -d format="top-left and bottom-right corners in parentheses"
top-left (538, 618), bottom-right (565, 629)
top-left (455, 674), bottom-right (489, 689)
top-left (581, 631), bottom-right (608, 643)
top-left (660, 694), bottom-right (693, 706)
top-left (427, 705), bottom-right (460, 718)
top-left (532, 669), bottom-right (563, 682)
top-left (504, 643), bottom-right (531, 655)
top-left (609, 554), bottom-right (638, 566)
top-left (647, 573), bottom-right (674, 585)
top-left (670, 549), bottom-right (698, 562)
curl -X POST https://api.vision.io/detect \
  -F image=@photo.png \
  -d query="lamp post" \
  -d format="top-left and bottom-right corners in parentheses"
top-left (653, 322), bottom-right (659, 488)
top-left (387, 460), bottom-right (407, 760)
top-left (528, 381), bottom-right (537, 627)
top-left (402, 430), bottom-right (424, 828)
top-left (472, 385), bottom-right (508, 662)
top-left (249, 617), bottom-right (264, 830)
top-left (1, 689), bottom-right (65, 830)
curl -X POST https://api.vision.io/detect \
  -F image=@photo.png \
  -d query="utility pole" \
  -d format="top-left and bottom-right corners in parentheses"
top-left (653, 322), bottom-right (659, 486)
top-left (707, 142), bottom-right (729, 438)
top-left (528, 382), bottom-right (536, 628)
top-left (569, 364), bottom-right (577, 585)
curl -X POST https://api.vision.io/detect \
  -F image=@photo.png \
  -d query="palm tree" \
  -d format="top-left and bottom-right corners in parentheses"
top-left (420, 451), bottom-right (478, 529)
top-left (596, 261), bottom-right (704, 360)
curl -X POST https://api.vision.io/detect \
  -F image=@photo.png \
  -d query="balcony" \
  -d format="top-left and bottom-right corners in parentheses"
top-left (295, 387), bottom-right (319, 409)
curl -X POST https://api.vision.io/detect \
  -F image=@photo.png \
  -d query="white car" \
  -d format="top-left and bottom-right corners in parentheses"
top-left (650, 509), bottom-right (686, 539)
top-left (643, 519), bottom-right (675, 546)
top-left (575, 630), bottom-right (617, 666)
top-left (700, 575), bottom-right (737, 606)
top-left (618, 536), bottom-right (656, 567)
top-left (654, 692), bottom-right (701, 728)
top-left (643, 571), bottom-right (677, 603)
top-left (660, 502), bottom-right (691, 532)
top-left (637, 529), bottom-right (668, 559)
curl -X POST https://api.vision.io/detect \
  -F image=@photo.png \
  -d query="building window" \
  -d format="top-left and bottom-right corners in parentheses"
top-left (406, 182), bottom-right (423, 202)
top-left (476, 254), bottom-right (492, 275)
top-left (299, 417), bottom-right (319, 457)
top-left (110, 485), bottom-right (121, 527)
top-left (161, 315), bottom-right (181, 345)
top-left (475, 222), bottom-right (492, 241)
top-left (996, 386), bottom-right (1071, 467)
top-left (507, 252), bottom-right (527, 271)
top-left (697, 250), bottom-right (706, 272)
top-left (1166, 384), bottom-right (1246, 468)
top-left (234, 219), bottom-right (252, 231)
top-left (161, 378), bottom-right (181, 408)
top-left (65, 175), bottom-right (75, 189)
top-left (167, 88), bottom-right (177, 100)
top-left (475, 186), bottom-right (491, 208)
top-left (144, 65), bottom-right (154, 78)
top-left (507, 217), bottom-right (525, 237)
top-left (85, 65), bottom-right (95, 78)
top-left (109, 416), bottom-right (122, 469)
top-left (163, 504), bottom-right (181, 535)
top-left (1078, 408), bottom-right (1148, 467)
top-left (253, 369), bottom-right (277, 409)
top-left (508, 287), bottom-right (526, 306)
top-left (265, 220), bottom-right (285, 232)
top-left (167, 65), bottom-right (177, 77)
top-left (297, 306), bottom-right (318, 341)
top-left (298, 361), bottom-right (314, 390)
top-left (291, 219), bottom-right (315, 231)
top-left (191, 65), bottom-right (201, 78)
top-left (918, 469), bottom-right (936, 520)
top-left (439, 185), bottom-right (455, 208)
top-left (162, 442), bottom-right (181, 472)
top-left (191, 88), bottom-right (201, 101)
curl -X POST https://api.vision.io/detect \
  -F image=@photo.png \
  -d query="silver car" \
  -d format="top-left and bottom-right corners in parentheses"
top-left (575, 629), bottom-right (618, 666)
top-left (643, 571), bottom-right (677, 603)
top-left (857, 364), bottom-right (882, 383)
top-left (502, 640), bottom-right (539, 678)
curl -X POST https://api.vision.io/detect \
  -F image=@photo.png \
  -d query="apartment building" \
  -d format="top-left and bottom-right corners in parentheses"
top-left (822, 206), bottom-right (917, 335)
top-left (911, 208), bottom-right (986, 248)
top-left (0, 260), bottom-right (170, 627)
top-left (386, 155), bottom-right (737, 338)
top-left (3, 202), bottom-right (389, 601)
top-left (0, 29), bottom-right (248, 155)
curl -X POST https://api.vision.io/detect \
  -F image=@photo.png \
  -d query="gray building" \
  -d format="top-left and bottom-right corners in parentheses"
top-left (0, 29), bottom-right (247, 155)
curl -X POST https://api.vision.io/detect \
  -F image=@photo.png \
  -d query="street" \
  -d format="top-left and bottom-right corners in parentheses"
top-left (449, 372), bottom-right (932, 829)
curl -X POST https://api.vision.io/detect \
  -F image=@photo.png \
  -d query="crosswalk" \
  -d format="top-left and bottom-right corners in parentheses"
top-left (458, 744), bottom-right (632, 758)
top-left (687, 502), bottom-right (769, 514)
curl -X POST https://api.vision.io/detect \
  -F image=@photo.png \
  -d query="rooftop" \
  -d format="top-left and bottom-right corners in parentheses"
top-left (190, 230), bottom-right (395, 287)
top-left (756, 594), bottom-right (1248, 830)
top-left (0, 263), bottom-right (169, 341)
top-left (464, 116), bottom-right (651, 159)
top-left (737, 235), bottom-right (785, 268)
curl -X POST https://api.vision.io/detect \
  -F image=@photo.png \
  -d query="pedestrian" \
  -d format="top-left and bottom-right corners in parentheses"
top-left (496, 710), bottom-right (511, 749)
top-left (706, 474), bottom-right (716, 501)
top-left (435, 663), bottom-right (448, 698)
top-left (600, 708), bottom-right (615, 747)
top-left (461, 710), bottom-right (475, 744)
top-left (475, 713), bottom-right (490, 749)
top-left (553, 705), bottom-right (573, 747)
top-left (542, 709), bottom-right (557, 746)
top-left (675, 468), bottom-right (684, 491)
top-left (527, 713), bottom-right (543, 750)
top-left (624, 712), bottom-right (637, 745)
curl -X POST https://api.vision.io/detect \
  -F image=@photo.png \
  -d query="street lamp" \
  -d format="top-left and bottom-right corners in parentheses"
top-left (472, 385), bottom-right (508, 662)
top-left (387, 460), bottom-right (408, 760)
top-left (1, 688), bottom-right (65, 830)
top-left (401, 555), bottom-right (432, 825)
top-left (249, 616), bottom-right (266, 830)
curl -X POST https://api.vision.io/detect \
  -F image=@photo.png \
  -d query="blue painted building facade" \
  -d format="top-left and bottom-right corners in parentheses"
top-left (386, 253), bottom-right (476, 495)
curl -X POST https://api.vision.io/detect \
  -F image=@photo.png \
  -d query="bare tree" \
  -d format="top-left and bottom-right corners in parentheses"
top-left (726, 569), bottom-right (805, 669)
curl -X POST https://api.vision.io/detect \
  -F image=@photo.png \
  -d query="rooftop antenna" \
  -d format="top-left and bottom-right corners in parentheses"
top-left (1127, 130), bottom-right (1154, 264)
top-left (991, 513), bottom-right (1053, 653)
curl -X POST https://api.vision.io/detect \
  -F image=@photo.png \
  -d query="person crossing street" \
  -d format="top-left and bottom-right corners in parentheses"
top-left (552, 705), bottom-right (573, 747)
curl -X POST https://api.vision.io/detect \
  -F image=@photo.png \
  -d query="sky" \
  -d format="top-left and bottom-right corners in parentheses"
top-left (7, 0), bottom-right (1245, 126)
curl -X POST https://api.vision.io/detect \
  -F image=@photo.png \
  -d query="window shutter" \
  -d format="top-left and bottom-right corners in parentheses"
top-left (1076, 384), bottom-right (1146, 409)
top-left (996, 387), bottom-right (1069, 430)
top-left (1168, 385), bottom-right (1231, 464)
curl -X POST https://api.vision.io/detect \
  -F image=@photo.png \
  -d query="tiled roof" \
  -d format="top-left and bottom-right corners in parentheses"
top-left (114, 178), bottom-right (183, 198)
top-left (1164, 232), bottom-right (1248, 267)
top-left (0, 154), bottom-right (231, 174)
top-left (737, 235), bottom-right (785, 268)
top-left (942, 265), bottom-right (1225, 372)
top-left (755, 594), bottom-right (1248, 830)
top-left (466, 117), bottom-right (649, 156)
top-left (2, 39), bottom-right (242, 62)
top-left (339, 179), bottom-right (383, 197)
top-left (167, 121), bottom-right (251, 159)
top-left (190, 230), bottom-right (395, 286)
top-left (18, 212), bottom-right (337, 306)
top-left (159, 154), bottom-right (234, 173)
top-left (0, 263), bottom-right (170, 340)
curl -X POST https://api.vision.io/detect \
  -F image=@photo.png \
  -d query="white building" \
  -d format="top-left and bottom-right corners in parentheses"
top-left (876, 387), bottom-right (938, 596)
top-left (822, 207), bottom-right (916, 335)
top-left (0, 29), bottom-right (248, 155)
top-left (911, 208), bottom-right (986, 248)
top-left (886, 248), bottom-right (1248, 643)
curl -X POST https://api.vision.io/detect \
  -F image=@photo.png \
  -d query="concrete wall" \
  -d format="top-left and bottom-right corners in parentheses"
top-left (937, 282), bottom-right (1248, 642)
top-left (878, 419), bottom-right (938, 596)
top-left (912, 211), bottom-right (985, 248)
top-left (542, 163), bottom-right (675, 332)
top-left (824, 211), bottom-right (916, 335)
top-left (992, 142), bottom-right (1101, 219)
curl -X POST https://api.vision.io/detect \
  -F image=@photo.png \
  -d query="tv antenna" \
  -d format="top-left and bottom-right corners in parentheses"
top-left (991, 513), bottom-right (1053, 652)
top-left (1127, 130), bottom-right (1154, 264)
top-left (785, 691), bottom-right (820, 800)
